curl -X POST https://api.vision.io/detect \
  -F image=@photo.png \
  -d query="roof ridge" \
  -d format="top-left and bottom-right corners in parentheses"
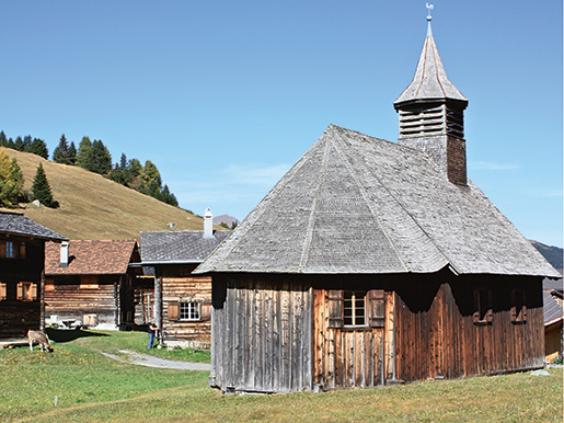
top-left (331, 129), bottom-right (410, 273)
top-left (298, 134), bottom-right (331, 270)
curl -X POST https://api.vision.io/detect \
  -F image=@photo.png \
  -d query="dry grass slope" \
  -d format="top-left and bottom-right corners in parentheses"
top-left (2, 148), bottom-right (208, 240)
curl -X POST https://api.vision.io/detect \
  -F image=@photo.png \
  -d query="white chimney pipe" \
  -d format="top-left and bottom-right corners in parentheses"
top-left (203, 208), bottom-right (214, 239)
top-left (60, 241), bottom-right (69, 267)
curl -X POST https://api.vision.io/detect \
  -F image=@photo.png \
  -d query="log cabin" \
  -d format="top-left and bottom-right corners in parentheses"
top-left (44, 240), bottom-right (144, 330)
top-left (0, 211), bottom-right (67, 341)
top-left (140, 208), bottom-right (229, 349)
top-left (195, 13), bottom-right (561, 393)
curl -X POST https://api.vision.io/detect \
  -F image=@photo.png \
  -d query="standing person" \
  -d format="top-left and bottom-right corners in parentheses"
top-left (148, 320), bottom-right (158, 349)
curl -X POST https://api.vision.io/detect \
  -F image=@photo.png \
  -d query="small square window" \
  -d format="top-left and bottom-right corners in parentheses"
top-left (344, 291), bottom-right (367, 327)
top-left (179, 302), bottom-right (200, 321)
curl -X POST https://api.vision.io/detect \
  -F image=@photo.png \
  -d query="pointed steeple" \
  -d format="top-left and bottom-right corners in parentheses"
top-left (393, 4), bottom-right (468, 185)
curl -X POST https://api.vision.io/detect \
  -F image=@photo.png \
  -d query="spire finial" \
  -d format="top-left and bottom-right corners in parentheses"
top-left (426, 3), bottom-right (434, 36)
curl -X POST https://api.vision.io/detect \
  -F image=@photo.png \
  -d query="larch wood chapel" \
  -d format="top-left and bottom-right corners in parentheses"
top-left (195, 8), bottom-right (560, 393)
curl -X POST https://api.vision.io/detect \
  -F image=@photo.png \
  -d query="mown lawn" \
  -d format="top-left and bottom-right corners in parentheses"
top-left (1, 330), bottom-right (562, 423)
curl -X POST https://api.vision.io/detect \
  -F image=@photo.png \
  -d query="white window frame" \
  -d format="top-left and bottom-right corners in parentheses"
top-left (179, 301), bottom-right (201, 321)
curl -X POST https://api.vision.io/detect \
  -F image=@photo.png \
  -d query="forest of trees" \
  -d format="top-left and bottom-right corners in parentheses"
top-left (0, 130), bottom-right (178, 207)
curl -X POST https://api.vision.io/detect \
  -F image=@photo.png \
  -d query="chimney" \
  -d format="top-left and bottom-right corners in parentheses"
top-left (203, 208), bottom-right (214, 239)
top-left (60, 241), bottom-right (69, 267)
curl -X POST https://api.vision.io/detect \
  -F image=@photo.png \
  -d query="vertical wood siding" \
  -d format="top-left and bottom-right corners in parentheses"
top-left (211, 274), bottom-right (312, 393)
top-left (312, 288), bottom-right (391, 390)
top-left (395, 274), bottom-right (545, 383)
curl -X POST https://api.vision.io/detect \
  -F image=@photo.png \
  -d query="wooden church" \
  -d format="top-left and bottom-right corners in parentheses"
top-left (195, 11), bottom-right (560, 393)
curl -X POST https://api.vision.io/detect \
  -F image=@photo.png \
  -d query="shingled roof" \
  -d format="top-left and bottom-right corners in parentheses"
top-left (45, 240), bottom-right (138, 275)
top-left (140, 230), bottom-right (230, 264)
top-left (0, 211), bottom-right (67, 241)
top-left (196, 125), bottom-right (559, 277)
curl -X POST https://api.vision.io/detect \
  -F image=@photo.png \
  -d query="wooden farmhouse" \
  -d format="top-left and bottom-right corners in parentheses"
top-left (0, 211), bottom-right (67, 340)
top-left (195, 16), bottom-right (561, 393)
top-left (543, 278), bottom-right (563, 362)
top-left (140, 209), bottom-right (229, 349)
top-left (44, 240), bottom-right (145, 330)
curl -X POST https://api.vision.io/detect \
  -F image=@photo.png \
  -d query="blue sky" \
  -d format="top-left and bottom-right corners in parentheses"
top-left (0, 1), bottom-right (562, 247)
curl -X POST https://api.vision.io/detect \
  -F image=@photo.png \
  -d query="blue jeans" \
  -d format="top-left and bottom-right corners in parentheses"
top-left (148, 331), bottom-right (155, 349)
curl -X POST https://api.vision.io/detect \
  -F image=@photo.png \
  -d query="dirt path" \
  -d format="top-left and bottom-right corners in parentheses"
top-left (101, 349), bottom-right (211, 371)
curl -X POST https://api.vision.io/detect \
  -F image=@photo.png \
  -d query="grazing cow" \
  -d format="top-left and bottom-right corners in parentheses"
top-left (28, 330), bottom-right (51, 352)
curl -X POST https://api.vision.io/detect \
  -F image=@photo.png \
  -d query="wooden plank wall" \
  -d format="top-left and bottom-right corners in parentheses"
top-left (0, 238), bottom-right (45, 338)
top-left (395, 274), bottom-right (545, 383)
top-left (211, 274), bottom-right (312, 393)
top-left (161, 269), bottom-right (212, 343)
top-left (312, 288), bottom-right (386, 390)
top-left (45, 276), bottom-right (117, 326)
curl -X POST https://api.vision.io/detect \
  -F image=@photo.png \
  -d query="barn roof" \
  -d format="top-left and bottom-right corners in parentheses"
top-left (0, 211), bottom-right (67, 241)
top-left (140, 230), bottom-right (230, 264)
top-left (45, 240), bottom-right (138, 275)
top-left (196, 125), bottom-right (559, 277)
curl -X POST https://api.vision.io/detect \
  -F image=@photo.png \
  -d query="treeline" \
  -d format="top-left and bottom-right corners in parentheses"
top-left (0, 131), bottom-right (178, 207)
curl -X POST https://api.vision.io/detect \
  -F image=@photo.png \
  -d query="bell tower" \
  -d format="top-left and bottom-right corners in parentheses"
top-left (393, 4), bottom-right (469, 185)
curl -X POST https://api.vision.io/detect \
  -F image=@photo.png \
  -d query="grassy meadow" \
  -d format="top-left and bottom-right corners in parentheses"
top-left (0, 330), bottom-right (562, 423)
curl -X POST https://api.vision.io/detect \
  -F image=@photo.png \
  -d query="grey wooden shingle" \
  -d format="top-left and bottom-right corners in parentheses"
top-left (196, 125), bottom-right (559, 278)
top-left (0, 211), bottom-right (67, 241)
top-left (140, 230), bottom-right (230, 263)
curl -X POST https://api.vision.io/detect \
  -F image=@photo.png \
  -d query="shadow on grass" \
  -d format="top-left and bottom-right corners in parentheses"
top-left (46, 328), bottom-right (109, 343)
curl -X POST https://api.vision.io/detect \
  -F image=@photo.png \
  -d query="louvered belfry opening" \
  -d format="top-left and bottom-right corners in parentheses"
top-left (393, 17), bottom-right (469, 186)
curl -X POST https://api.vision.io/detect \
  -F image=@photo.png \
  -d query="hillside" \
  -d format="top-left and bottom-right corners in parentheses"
top-left (531, 240), bottom-right (563, 275)
top-left (2, 149), bottom-right (210, 240)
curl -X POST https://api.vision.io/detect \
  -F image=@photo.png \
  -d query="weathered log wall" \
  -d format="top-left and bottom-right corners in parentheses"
top-left (394, 273), bottom-right (545, 383)
top-left (0, 237), bottom-right (45, 338)
top-left (211, 274), bottom-right (312, 393)
top-left (45, 276), bottom-right (119, 327)
top-left (162, 275), bottom-right (212, 343)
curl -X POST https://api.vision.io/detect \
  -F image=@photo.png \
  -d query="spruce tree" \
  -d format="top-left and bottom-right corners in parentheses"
top-left (29, 138), bottom-right (49, 159)
top-left (0, 131), bottom-right (7, 147)
top-left (14, 136), bottom-right (24, 151)
top-left (68, 141), bottom-right (77, 165)
top-left (76, 136), bottom-right (92, 169)
top-left (31, 163), bottom-right (55, 207)
top-left (53, 134), bottom-right (71, 164)
top-left (22, 136), bottom-right (33, 152)
top-left (89, 140), bottom-right (112, 174)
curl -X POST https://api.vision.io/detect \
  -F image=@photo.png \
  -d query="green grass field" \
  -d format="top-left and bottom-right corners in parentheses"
top-left (1, 330), bottom-right (562, 423)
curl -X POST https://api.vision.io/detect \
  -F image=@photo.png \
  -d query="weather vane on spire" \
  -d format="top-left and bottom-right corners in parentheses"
top-left (426, 3), bottom-right (434, 36)
top-left (426, 3), bottom-right (434, 21)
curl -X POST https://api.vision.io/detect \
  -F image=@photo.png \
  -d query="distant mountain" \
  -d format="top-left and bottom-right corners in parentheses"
top-left (531, 240), bottom-right (563, 275)
top-left (214, 214), bottom-right (240, 228)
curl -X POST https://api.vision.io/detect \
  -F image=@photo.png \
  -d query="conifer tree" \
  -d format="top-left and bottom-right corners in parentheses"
top-left (76, 136), bottom-right (92, 169)
top-left (53, 134), bottom-right (71, 164)
top-left (89, 140), bottom-right (112, 174)
top-left (22, 136), bottom-right (33, 152)
top-left (0, 150), bottom-right (24, 207)
top-left (31, 163), bottom-right (55, 207)
top-left (68, 141), bottom-right (77, 165)
top-left (28, 138), bottom-right (49, 159)
top-left (14, 136), bottom-right (24, 151)
top-left (0, 131), bottom-right (7, 147)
